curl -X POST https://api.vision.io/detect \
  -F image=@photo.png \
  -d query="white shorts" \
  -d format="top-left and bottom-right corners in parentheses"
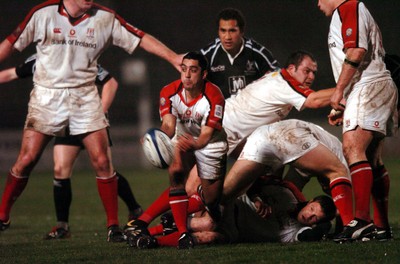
top-left (343, 79), bottom-right (398, 136)
top-left (25, 84), bottom-right (108, 136)
top-left (173, 137), bottom-right (228, 180)
top-left (238, 123), bottom-right (319, 172)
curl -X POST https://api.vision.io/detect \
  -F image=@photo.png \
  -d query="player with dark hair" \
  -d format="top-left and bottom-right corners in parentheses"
top-left (125, 51), bottom-right (227, 249)
top-left (0, 0), bottom-right (181, 242)
top-left (0, 54), bottom-right (143, 239)
top-left (317, 0), bottom-right (398, 242)
top-left (130, 180), bottom-right (336, 248)
top-left (201, 7), bottom-right (279, 98)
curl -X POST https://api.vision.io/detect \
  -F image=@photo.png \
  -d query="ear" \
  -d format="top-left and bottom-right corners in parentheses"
top-left (202, 69), bottom-right (208, 80)
top-left (286, 64), bottom-right (296, 73)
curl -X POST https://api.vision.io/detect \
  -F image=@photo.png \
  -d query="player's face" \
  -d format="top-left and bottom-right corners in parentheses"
top-left (297, 201), bottom-right (325, 226)
top-left (181, 59), bottom-right (206, 91)
top-left (218, 19), bottom-right (244, 56)
top-left (317, 0), bottom-right (334, 17)
top-left (287, 56), bottom-right (317, 87)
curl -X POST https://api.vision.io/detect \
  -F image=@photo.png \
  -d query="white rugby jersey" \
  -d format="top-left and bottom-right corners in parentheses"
top-left (159, 80), bottom-right (225, 142)
top-left (328, 1), bottom-right (391, 92)
top-left (223, 69), bottom-right (314, 149)
top-left (7, 0), bottom-right (144, 88)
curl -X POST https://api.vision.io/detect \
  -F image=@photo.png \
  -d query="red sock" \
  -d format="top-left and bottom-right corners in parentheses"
top-left (149, 224), bottom-right (164, 236)
top-left (350, 161), bottom-right (373, 222)
top-left (330, 177), bottom-right (353, 225)
top-left (372, 165), bottom-right (390, 228)
top-left (139, 187), bottom-right (170, 224)
top-left (169, 189), bottom-right (188, 234)
top-left (188, 194), bottom-right (205, 214)
top-left (156, 232), bottom-right (180, 247)
top-left (0, 171), bottom-right (29, 221)
top-left (96, 174), bottom-right (118, 227)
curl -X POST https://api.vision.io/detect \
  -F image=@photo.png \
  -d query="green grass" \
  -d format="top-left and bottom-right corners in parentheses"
top-left (0, 159), bottom-right (399, 263)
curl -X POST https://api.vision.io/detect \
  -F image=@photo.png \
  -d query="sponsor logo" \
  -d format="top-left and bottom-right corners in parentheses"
top-left (53, 28), bottom-right (61, 33)
top-left (328, 41), bottom-right (336, 48)
top-left (210, 65), bottom-right (225, 72)
top-left (374, 121), bottom-right (380, 128)
top-left (301, 142), bottom-right (311, 150)
top-left (229, 76), bottom-right (246, 94)
top-left (69, 29), bottom-right (76, 36)
top-left (214, 105), bottom-right (223, 119)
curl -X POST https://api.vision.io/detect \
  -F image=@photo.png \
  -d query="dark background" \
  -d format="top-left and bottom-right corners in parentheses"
top-left (1, 0), bottom-right (399, 128)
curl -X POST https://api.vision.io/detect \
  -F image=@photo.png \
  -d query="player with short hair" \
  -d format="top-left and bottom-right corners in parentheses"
top-left (125, 51), bottom-right (227, 249)
top-left (129, 180), bottom-right (336, 248)
top-left (0, 54), bottom-right (143, 239)
top-left (201, 7), bottom-right (279, 98)
top-left (317, 0), bottom-right (398, 242)
top-left (0, 0), bottom-right (181, 242)
top-left (222, 119), bottom-right (353, 231)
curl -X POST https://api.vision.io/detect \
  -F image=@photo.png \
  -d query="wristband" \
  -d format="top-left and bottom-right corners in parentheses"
top-left (344, 58), bottom-right (360, 68)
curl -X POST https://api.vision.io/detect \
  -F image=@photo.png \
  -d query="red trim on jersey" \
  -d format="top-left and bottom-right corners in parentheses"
top-left (280, 180), bottom-right (307, 203)
top-left (337, 1), bottom-right (359, 50)
top-left (159, 80), bottom-right (182, 118)
top-left (203, 81), bottom-right (225, 131)
top-left (7, 0), bottom-right (60, 45)
top-left (114, 14), bottom-right (145, 38)
top-left (280, 69), bottom-right (314, 97)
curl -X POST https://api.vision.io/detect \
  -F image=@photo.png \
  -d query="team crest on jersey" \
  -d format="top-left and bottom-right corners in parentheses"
top-left (87, 28), bottom-right (95, 38)
top-left (245, 60), bottom-right (256, 73)
top-left (214, 105), bottom-right (223, 119)
top-left (69, 29), bottom-right (76, 38)
top-left (346, 28), bottom-right (353, 37)
top-left (160, 97), bottom-right (166, 106)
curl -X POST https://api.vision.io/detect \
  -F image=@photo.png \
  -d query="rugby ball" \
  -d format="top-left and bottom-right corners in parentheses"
top-left (142, 128), bottom-right (174, 169)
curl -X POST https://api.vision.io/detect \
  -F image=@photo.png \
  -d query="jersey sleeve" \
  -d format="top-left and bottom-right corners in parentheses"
top-left (204, 82), bottom-right (225, 131)
top-left (338, 1), bottom-right (369, 51)
top-left (159, 80), bottom-right (181, 119)
top-left (249, 38), bottom-right (280, 74)
top-left (112, 14), bottom-right (145, 54)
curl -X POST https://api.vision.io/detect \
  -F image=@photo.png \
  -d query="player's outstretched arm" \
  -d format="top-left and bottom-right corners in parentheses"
top-left (0, 39), bottom-right (15, 65)
top-left (101, 77), bottom-right (118, 113)
top-left (0, 67), bottom-right (18, 84)
top-left (139, 34), bottom-right (183, 72)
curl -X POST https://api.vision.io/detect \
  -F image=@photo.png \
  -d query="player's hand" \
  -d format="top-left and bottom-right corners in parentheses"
top-left (330, 90), bottom-right (345, 112)
top-left (254, 199), bottom-right (272, 219)
top-left (328, 108), bottom-right (343, 126)
top-left (177, 133), bottom-right (196, 152)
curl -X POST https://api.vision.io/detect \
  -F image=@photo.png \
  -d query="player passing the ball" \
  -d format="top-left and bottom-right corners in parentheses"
top-left (125, 51), bottom-right (227, 249)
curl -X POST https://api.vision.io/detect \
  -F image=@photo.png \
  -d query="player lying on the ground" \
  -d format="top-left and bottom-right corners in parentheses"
top-left (128, 179), bottom-right (336, 248)
top-left (221, 119), bottom-right (354, 231)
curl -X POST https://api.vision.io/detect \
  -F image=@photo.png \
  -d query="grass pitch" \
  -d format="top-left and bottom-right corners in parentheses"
top-left (0, 159), bottom-right (399, 263)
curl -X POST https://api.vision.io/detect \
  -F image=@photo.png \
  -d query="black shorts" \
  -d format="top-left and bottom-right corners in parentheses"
top-left (54, 128), bottom-right (113, 148)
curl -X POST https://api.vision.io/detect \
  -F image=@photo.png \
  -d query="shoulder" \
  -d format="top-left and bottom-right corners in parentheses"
top-left (337, 0), bottom-right (360, 17)
top-left (204, 82), bottom-right (225, 102)
top-left (200, 38), bottom-right (221, 55)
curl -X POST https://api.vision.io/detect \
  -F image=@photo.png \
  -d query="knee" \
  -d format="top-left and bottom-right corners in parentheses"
top-left (91, 154), bottom-right (111, 173)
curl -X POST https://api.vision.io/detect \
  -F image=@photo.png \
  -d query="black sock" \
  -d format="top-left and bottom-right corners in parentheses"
top-left (53, 178), bottom-right (72, 223)
top-left (116, 171), bottom-right (141, 211)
